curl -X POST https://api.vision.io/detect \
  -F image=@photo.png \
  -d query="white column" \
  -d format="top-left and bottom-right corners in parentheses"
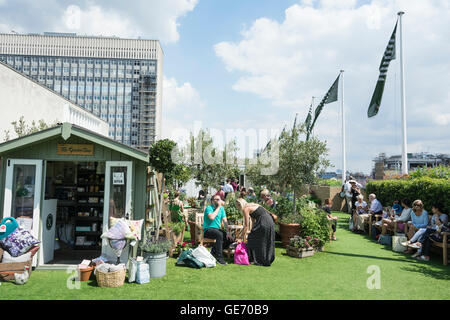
top-left (398, 11), bottom-right (408, 174)
top-left (340, 70), bottom-right (346, 184)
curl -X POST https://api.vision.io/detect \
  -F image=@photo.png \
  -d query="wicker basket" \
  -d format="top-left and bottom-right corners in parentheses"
top-left (96, 268), bottom-right (126, 288)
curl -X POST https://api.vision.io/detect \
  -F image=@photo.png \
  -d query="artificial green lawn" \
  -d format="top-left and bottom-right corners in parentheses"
top-left (2, 212), bottom-right (449, 300)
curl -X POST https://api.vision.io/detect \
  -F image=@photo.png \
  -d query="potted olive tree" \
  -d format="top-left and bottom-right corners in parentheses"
top-left (247, 122), bottom-right (330, 247)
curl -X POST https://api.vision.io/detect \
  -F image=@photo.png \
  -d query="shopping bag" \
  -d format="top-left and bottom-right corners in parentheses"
top-left (191, 245), bottom-right (216, 268)
top-left (348, 217), bottom-right (354, 230)
top-left (128, 258), bottom-right (137, 283)
top-left (176, 249), bottom-right (205, 269)
top-left (378, 234), bottom-right (392, 246)
top-left (234, 242), bottom-right (249, 265)
top-left (135, 261), bottom-right (150, 284)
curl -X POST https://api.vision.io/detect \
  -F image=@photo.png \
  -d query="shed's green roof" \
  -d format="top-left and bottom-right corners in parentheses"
top-left (0, 122), bottom-right (149, 163)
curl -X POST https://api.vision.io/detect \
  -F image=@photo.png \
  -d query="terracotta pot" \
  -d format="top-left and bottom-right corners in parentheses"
top-left (78, 266), bottom-right (94, 282)
top-left (279, 222), bottom-right (301, 248)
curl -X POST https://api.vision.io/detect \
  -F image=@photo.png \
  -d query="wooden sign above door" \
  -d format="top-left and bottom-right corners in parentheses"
top-left (57, 144), bottom-right (94, 156)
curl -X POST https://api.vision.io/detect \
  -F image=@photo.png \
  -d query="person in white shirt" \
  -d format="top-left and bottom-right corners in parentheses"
top-left (342, 179), bottom-right (353, 214)
top-left (223, 179), bottom-right (234, 198)
top-left (352, 195), bottom-right (368, 232)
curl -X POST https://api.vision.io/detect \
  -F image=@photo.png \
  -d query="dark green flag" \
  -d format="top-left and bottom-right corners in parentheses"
top-left (304, 104), bottom-right (313, 140)
top-left (308, 74), bottom-right (340, 137)
top-left (368, 21), bottom-right (398, 118)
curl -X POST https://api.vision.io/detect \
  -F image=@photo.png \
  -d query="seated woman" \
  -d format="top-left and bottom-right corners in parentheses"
top-left (405, 202), bottom-right (448, 259)
top-left (235, 198), bottom-right (275, 266)
top-left (352, 195), bottom-right (368, 232)
top-left (403, 199), bottom-right (429, 254)
top-left (381, 198), bottom-right (412, 235)
top-left (322, 198), bottom-right (338, 241)
top-left (415, 204), bottom-right (449, 261)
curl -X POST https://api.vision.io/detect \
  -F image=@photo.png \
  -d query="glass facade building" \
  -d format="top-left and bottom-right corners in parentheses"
top-left (0, 33), bottom-right (163, 151)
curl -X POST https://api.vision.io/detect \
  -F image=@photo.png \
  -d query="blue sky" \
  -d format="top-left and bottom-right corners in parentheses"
top-left (1, 0), bottom-right (449, 174)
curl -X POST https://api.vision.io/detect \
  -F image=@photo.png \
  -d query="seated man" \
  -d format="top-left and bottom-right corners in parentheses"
top-left (203, 194), bottom-right (232, 265)
top-left (368, 193), bottom-right (383, 216)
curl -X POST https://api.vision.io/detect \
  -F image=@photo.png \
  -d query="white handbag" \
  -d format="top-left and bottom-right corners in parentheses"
top-left (392, 235), bottom-right (407, 252)
top-left (348, 217), bottom-right (354, 230)
top-left (191, 245), bottom-right (216, 268)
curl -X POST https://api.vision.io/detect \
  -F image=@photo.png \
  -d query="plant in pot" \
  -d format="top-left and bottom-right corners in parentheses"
top-left (287, 235), bottom-right (315, 258)
top-left (278, 207), bottom-right (303, 248)
top-left (140, 235), bottom-right (171, 278)
top-left (168, 221), bottom-right (186, 249)
top-left (246, 122), bottom-right (330, 248)
top-left (298, 207), bottom-right (331, 251)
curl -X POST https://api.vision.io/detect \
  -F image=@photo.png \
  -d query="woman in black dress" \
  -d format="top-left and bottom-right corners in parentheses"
top-left (235, 198), bottom-right (275, 266)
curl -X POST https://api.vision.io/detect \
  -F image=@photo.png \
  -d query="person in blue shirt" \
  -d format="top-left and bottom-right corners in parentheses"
top-left (203, 194), bottom-right (231, 265)
top-left (392, 200), bottom-right (403, 215)
top-left (403, 199), bottom-right (429, 254)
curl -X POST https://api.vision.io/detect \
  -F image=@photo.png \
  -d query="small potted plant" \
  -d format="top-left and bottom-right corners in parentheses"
top-left (140, 236), bottom-right (171, 278)
top-left (175, 240), bottom-right (196, 256)
top-left (287, 235), bottom-right (315, 258)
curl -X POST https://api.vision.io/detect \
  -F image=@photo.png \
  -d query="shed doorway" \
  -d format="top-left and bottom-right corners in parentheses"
top-left (44, 161), bottom-right (105, 265)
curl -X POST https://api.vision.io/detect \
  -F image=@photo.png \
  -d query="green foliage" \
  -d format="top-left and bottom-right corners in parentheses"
top-left (188, 130), bottom-right (240, 195)
top-left (317, 178), bottom-right (342, 187)
top-left (366, 177), bottom-right (450, 213)
top-left (275, 195), bottom-right (317, 224)
top-left (187, 197), bottom-right (198, 208)
top-left (148, 139), bottom-right (177, 174)
top-left (4, 116), bottom-right (58, 141)
top-left (290, 235), bottom-right (320, 250)
top-left (140, 237), bottom-right (171, 254)
top-left (408, 165), bottom-right (450, 180)
top-left (169, 222), bottom-right (186, 235)
top-left (273, 196), bottom-right (294, 220)
top-left (297, 208), bottom-right (331, 248)
top-left (245, 124), bottom-right (330, 214)
top-left (224, 200), bottom-right (242, 224)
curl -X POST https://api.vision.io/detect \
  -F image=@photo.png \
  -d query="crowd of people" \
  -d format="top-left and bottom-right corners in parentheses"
top-left (173, 176), bottom-right (448, 267)
top-left (348, 186), bottom-right (449, 262)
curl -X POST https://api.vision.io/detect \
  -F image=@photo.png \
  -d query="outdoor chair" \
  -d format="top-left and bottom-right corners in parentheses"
top-left (430, 231), bottom-right (450, 266)
top-left (194, 213), bottom-right (218, 247)
top-left (368, 214), bottom-right (382, 238)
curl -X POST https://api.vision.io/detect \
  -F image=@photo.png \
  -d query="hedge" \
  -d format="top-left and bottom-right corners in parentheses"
top-left (365, 177), bottom-right (450, 213)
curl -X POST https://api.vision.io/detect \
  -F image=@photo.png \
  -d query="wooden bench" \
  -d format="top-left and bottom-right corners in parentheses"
top-left (430, 231), bottom-right (450, 266)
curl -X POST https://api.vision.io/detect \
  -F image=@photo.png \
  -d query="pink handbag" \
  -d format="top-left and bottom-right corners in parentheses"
top-left (234, 242), bottom-right (250, 265)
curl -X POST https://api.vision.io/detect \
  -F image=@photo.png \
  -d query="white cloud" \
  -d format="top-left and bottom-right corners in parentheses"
top-left (2, 0), bottom-right (198, 43)
top-left (162, 76), bottom-right (205, 139)
top-left (60, 5), bottom-right (141, 38)
top-left (214, 0), bottom-right (450, 173)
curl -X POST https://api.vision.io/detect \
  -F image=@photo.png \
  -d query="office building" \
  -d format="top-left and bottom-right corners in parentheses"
top-left (0, 32), bottom-right (163, 150)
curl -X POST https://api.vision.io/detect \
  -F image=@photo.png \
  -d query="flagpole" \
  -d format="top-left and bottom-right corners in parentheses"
top-left (398, 11), bottom-right (408, 175)
top-left (340, 70), bottom-right (346, 184)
